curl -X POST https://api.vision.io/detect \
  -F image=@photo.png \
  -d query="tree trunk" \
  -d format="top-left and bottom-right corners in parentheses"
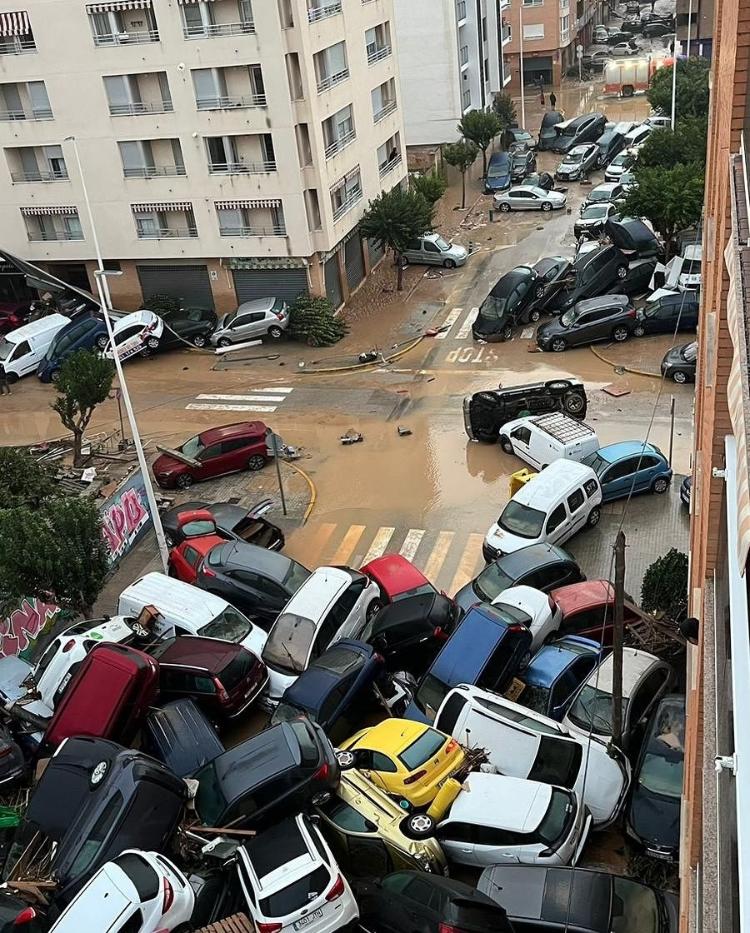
top-left (396, 255), bottom-right (404, 291)
top-left (72, 428), bottom-right (83, 468)
top-left (461, 171), bottom-right (467, 209)
top-left (481, 147), bottom-right (488, 177)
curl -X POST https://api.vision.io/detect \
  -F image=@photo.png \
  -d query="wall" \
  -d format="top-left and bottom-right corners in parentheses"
top-left (100, 469), bottom-right (153, 567)
top-left (0, 598), bottom-right (60, 661)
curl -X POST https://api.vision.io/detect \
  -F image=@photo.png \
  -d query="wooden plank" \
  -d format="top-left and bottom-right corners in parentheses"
top-left (193, 914), bottom-right (254, 933)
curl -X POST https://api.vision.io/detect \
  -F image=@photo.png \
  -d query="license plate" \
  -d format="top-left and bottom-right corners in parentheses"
top-left (295, 910), bottom-right (323, 929)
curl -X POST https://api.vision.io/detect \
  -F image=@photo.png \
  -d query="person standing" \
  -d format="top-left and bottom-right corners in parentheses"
top-left (540, 91), bottom-right (545, 106)
top-left (0, 367), bottom-right (10, 396)
top-left (550, 91), bottom-right (557, 109)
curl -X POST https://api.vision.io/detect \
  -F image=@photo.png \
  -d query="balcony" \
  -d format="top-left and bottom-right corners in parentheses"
top-left (373, 99), bottom-right (397, 122)
top-left (459, 44), bottom-right (470, 66)
top-left (379, 152), bottom-right (402, 178)
top-left (123, 164), bottom-right (186, 179)
top-left (0, 106), bottom-right (51, 121)
top-left (219, 223), bottom-right (286, 237)
top-left (109, 100), bottom-right (173, 117)
top-left (324, 130), bottom-right (356, 159)
top-left (184, 20), bottom-right (254, 38)
top-left (378, 133), bottom-right (402, 178)
top-left (367, 43), bottom-right (391, 64)
top-left (11, 169), bottom-right (68, 183)
top-left (317, 70), bottom-right (349, 93)
top-left (216, 199), bottom-right (286, 237)
top-left (366, 23), bottom-right (392, 65)
top-left (502, 23), bottom-right (512, 44)
top-left (196, 93), bottom-right (266, 111)
top-left (331, 168), bottom-right (362, 221)
top-left (457, 0), bottom-right (467, 21)
top-left (182, 0), bottom-right (254, 38)
top-left (332, 188), bottom-right (362, 220)
top-left (136, 226), bottom-right (197, 239)
top-left (209, 160), bottom-right (276, 174)
top-left (0, 34), bottom-right (35, 55)
top-left (308, 1), bottom-right (342, 22)
top-left (22, 207), bottom-right (83, 242)
top-left (27, 229), bottom-right (82, 241)
top-left (0, 80), bottom-right (53, 121)
top-left (93, 28), bottom-right (159, 46)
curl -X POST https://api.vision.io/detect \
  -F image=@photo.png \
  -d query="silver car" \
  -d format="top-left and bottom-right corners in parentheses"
top-left (402, 233), bottom-right (468, 268)
top-left (555, 143), bottom-right (599, 181)
top-left (494, 185), bottom-right (567, 212)
top-left (211, 297), bottom-right (290, 347)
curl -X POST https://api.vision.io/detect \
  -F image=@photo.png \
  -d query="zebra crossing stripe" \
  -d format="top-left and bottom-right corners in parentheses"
top-left (448, 533), bottom-right (484, 595)
top-left (361, 527), bottom-right (396, 565)
top-left (330, 525), bottom-right (366, 565)
top-left (258, 387), bottom-right (293, 393)
top-left (186, 403), bottom-right (277, 413)
top-left (399, 529), bottom-right (425, 562)
top-left (196, 394), bottom-right (288, 403)
top-left (455, 307), bottom-right (479, 340)
top-left (422, 531), bottom-right (455, 581)
top-left (435, 308), bottom-right (463, 340)
top-left (307, 523), bottom-right (337, 560)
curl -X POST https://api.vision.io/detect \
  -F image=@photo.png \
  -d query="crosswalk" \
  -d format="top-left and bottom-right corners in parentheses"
top-left (436, 307), bottom-right (479, 341)
top-left (186, 387), bottom-right (294, 414)
top-left (288, 521), bottom-right (488, 596)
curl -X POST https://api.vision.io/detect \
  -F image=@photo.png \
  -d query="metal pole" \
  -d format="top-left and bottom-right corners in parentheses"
top-left (519, 6), bottom-right (526, 130)
top-left (64, 135), bottom-right (170, 574)
top-left (670, 43), bottom-right (678, 129)
top-left (668, 395), bottom-right (676, 466)
top-left (686, 0), bottom-right (693, 57)
top-left (116, 389), bottom-right (126, 444)
top-left (271, 433), bottom-right (288, 516)
top-left (610, 530), bottom-right (626, 754)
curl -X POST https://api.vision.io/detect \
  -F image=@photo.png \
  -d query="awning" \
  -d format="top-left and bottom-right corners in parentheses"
top-left (0, 10), bottom-right (30, 36)
top-left (86, 0), bottom-right (151, 13)
top-left (131, 201), bottom-right (192, 213)
top-left (226, 257), bottom-right (307, 270)
top-left (215, 199), bottom-right (282, 210)
top-left (20, 205), bottom-right (77, 216)
top-left (177, 0), bottom-right (216, 4)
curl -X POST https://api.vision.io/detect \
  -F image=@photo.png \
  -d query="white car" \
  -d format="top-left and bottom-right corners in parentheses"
top-left (678, 244), bottom-right (702, 289)
top-left (103, 309), bottom-right (163, 362)
top-left (604, 149), bottom-right (637, 183)
top-left (49, 849), bottom-right (194, 932)
top-left (490, 586), bottom-right (561, 651)
top-left (262, 566), bottom-right (381, 704)
top-left (494, 185), bottom-right (567, 213)
top-left (435, 772), bottom-right (592, 867)
top-left (581, 182), bottom-right (624, 211)
top-left (623, 123), bottom-right (653, 148)
top-left (236, 812), bottom-right (358, 933)
top-left (645, 114), bottom-right (671, 129)
top-left (435, 684), bottom-right (631, 826)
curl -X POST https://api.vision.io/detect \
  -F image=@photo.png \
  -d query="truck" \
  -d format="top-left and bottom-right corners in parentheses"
top-left (604, 55), bottom-right (670, 97)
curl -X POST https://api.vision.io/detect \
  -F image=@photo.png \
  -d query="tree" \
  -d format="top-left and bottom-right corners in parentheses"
top-left (143, 293), bottom-right (180, 317)
top-left (647, 57), bottom-right (710, 120)
top-left (0, 497), bottom-right (110, 617)
top-left (618, 163), bottom-right (704, 256)
top-left (458, 109), bottom-right (503, 175)
top-left (491, 92), bottom-right (517, 131)
top-left (288, 295), bottom-right (347, 347)
top-left (412, 170), bottom-right (448, 206)
top-left (0, 448), bottom-right (60, 509)
top-left (641, 548), bottom-right (689, 624)
top-left (636, 119), bottom-right (708, 170)
top-left (359, 187), bottom-right (434, 290)
top-left (443, 140), bottom-right (479, 209)
top-left (51, 350), bottom-right (116, 467)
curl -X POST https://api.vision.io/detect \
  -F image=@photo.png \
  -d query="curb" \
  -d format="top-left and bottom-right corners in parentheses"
top-left (589, 345), bottom-right (662, 379)
top-left (298, 335), bottom-right (425, 375)
top-left (284, 461), bottom-right (317, 525)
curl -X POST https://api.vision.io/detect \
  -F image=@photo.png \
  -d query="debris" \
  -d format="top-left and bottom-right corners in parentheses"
top-left (397, 426), bottom-right (412, 437)
top-left (358, 350), bottom-right (379, 363)
top-left (340, 431), bottom-right (364, 445)
top-left (80, 467), bottom-right (97, 483)
top-left (298, 361), bottom-right (305, 368)
top-left (602, 383), bottom-right (631, 397)
top-left (614, 366), bottom-right (626, 375)
top-left (426, 376), bottom-right (435, 382)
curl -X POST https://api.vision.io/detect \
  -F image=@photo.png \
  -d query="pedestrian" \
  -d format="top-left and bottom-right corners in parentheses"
top-left (540, 91), bottom-right (545, 106)
top-left (0, 367), bottom-right (10, 396)
top-left (550, 91), bottom-right (557, 109)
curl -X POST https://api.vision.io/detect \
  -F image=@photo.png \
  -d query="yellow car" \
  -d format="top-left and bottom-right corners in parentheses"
top-left (337, 718), bottom-right (465, 809)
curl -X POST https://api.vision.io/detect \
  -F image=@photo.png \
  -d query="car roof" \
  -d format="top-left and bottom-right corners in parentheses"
top-left (566, 145), bottom-right (593, 156)
top-left (489, 152), bottom-right (511, 167)
top-left (511, 459), bottom-right (597, 509)
top-left (593, 441), bottom-right (659, 463)
top-left (533, 257), bottom-right (569, 275)
top-left (430, 604), bottom-right (516, 683)
top-left (5, 313), bottom-right (69, 342)
top-left (551, 579), bottom-right (615, 614)
top-left (362, 554), bottom-right (431, 596)
top-left (241, 813), bottom-right (313, 886)
top-left (447, 772), bottom-right (550, 832)
top-left (210, 540), bottom-right (295, 578)
top-left (283, 566), bottom-right (352, 617)
top-left (523, 637), bottom-right (600, 686)
top-left (497, 542), bottom-right (573, 574)
top-left (369, 591), bottom-right (440, 632)
top-left (575, 294), bottom-right (630, 314)
top-left (153, 635), bottom-right (241, 672)
top-left (352, 718), bottom-right (433, 756)
top-left (492, 267), bottom-right (534, 293)
top-left (590, 182), bottom-right (620, 194)
top-left (210, 722), bottom-right (298, 796)
top-left (113, 309), bottom-right (159, 334)
top-left (235, 297), bottom-right (278, 314)
top-left (198, 421), bottom-right (267, 444)
top-left (585, 647), bottom-right (663, 697)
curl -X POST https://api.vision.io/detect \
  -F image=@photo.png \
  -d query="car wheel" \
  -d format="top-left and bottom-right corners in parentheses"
top-left (535, 285), bottom-right (546, 300)
top-left (443, 258), bottom-right (457, 269)
top-left (176, 474), bottom-right (193, 490)
top-left (165, 533), bottom-right (174, 548)
top-left (268, 325), bottom-right (284, 339)
top-left (616, 264), bottom-right (628, 279)
top-left (501, 324), bottom-right (513, 341)
top-left (587, 506), bottom-right (601, 528)
top-left (146, 336), bottom-right (160, 351)
top-left (217, 337), bottom-right (232, 348)
top-left (247, 454), bottom-right (266, 471)
top-left (366, 599), bottom-right (382, 622)
top-left (335, 750), bottom-right (356, 770)
top-left (95, 334), bottom-right (108, 350)
top-left (50, 369), bottom-right (61, 383)
top-left (401, 813), bottom-right (436, 840)
top-left (612, 326), bottom-right (629, 342)
top-left (542, 202), bottom-right (552, 212)
top-left (192, 334), bottom-right (207, 348)
top-left (499, 202), bottom-right (511, 212)
top-left (633, 324), bottom-right (646, 337)
top-left (672, 369), bottom-right (688, 384)
top-left (551, 337), bottom-right (567, 352)
top-left (527, 308), bottom-right (541, 323)
top-left (563, 391), bottom-right (586, 416)
top-left (652, 476), bottom-right (670, 494)
top-left (500, 435), bottom-right (514, 454)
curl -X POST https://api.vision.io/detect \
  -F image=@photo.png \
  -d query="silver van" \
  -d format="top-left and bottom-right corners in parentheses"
top-left (402, 233), bottom-right (469, 269)
top-left (211, 297), bottom-right (290, 347)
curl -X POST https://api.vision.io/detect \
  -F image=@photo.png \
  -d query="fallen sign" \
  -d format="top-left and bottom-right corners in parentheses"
top-left (155, 446), bottom-right (200, 469)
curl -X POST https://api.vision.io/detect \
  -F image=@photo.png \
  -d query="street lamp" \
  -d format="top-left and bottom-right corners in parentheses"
top-left (64, 135), bottom-right (170, 573)
top-left (519, 6), bottom-right (526, 129)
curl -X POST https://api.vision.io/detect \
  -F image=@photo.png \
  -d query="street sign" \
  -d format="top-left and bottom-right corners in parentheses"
top-left (576, 44), bottom-right (584, 58)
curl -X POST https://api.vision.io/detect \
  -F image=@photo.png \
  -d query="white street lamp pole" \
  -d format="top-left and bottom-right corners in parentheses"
top-left (64, 135), bottom-right (170, 574)
top-left (519, 6), bottom-right (526, 129)
top-left (686, 0), bottom-right (693, 58)
top-left (670, 42), bottom-right (678, 129)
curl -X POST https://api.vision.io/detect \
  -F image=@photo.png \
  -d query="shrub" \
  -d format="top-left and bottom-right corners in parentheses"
top-left (288, 295), bottom-right (347, 347)
top-left (640, 548), bottom-right (689, 623)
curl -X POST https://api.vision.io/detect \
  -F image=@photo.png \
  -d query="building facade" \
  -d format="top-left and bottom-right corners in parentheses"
top-left (676, 0), bottom-right (714, 59)
top-left (0, 0), bottom-right (408, 313)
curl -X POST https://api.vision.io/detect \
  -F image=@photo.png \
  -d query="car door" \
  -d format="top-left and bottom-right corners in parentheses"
top-left (624, 667), bottom-right (671, 750)
top-left (564, 487), bottom-right (588, 537)
top-left (544, 503), bottom-right (570, 546)
top-left (632, 454), bottom-right (661, 493)
top-left (422, 240), bottom-right (443, 266)
top-left (403, 238), bottom-right (424, 264)
top-left (437, 820), bottom-right (477, 863)
top-left (600, 456), bottom-right (642, 499)
top-left (509, 424), bottom-right (534, 464)
top-left (230, 312), bottom-right (260, 341)
top-left (680, 298), bottom-right (700, 330)
top-left (194, 442), bottom-right (230, 480)
top-left (11, 339), bottom-right (33, 376)
top-left (171, 543), bottom-right (203, 584)
top-left (472, 824), bottom-right (522, 865)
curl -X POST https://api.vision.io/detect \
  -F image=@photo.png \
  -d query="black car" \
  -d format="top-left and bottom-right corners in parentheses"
top-left (642, 20), bottom-right (674, 36)
top-left (355, 872), bottom-right (515, 933)
top-left (627, 694), bottom-right (685, 861)
top-left (473, 266), bottom-right (541, 341)
top-left (524, 170), bottom-right (555, 191)
top-left (162, 498), bottom-right (284, 551)
top-left (634, 292), bottom-right (700, 336)
top-left (502, 125), bottom-right (536, 150)
top-left (195, 541), bottom-right (310, 629)
top-left (143, 699), bottom-right (225, 778)
top-left (510, 145), bottom-right (536, 181)
top-left (531, 257), bottom-right (574, 311)
top-left (555, 143), bottom-right (599, 181)
top-left (548, 245), bottom-right (630, 313)
top-left (621, 17), bottom-right (642, 33)
top-left (455, 543), bottom-right (584, 611)
top-left (537, 110), bottom-right (565, 150)
top-left (574, 203), bottom-right (618, 239)
top-left (159, 307), bottom-right (217, 349)
top-left (464, 378), bottom-right (588, 442)
top-left (595, 122), bottom-right (635, 166)
top-left (661, 341), bottom-right (698, 383)
top-left (548, 113), bottom-right (608, 153)
top-left (477, 865), bottom-right (678, 933)
top-left (537, 294), bottom-right (637, 352)
top-left (611, 257), bottom-right (659, 298)
top-left (193, 717), bottom-right (339, 830)
top-left (605, 217), bottom-right (662, 260)
top-left (680, 474), bottom-right (692, 506)
top-left (271, 640), bottom-right (384, 744)
top-left (607, 30), bottom-right (637, 44)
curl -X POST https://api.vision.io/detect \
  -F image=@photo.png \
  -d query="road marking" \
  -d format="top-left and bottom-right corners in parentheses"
top-left (186, 403), bottom-right (277, 413)
top-left (259, 387), bottom-right (293, 393)
top-left (448, 533), bottom-right (485, 595)
top-left (361, 527), bottom-right (396, 564)
top-left (399, 528), bottom-right (425, 562)
top-left (435, 308), bottom-right (463, 339)
top-left (521, 328), bottom-right (534, 339)
top-left (196, 393), bottom-right (289, 403)
top-left (455, 307), bottom-right (479, 340)
top-left (330, 525), bottom-right (366, 565)
top-left (186, 388), bottom-right (294, 414)
top-left (422, 531), bottom-right (455, 582)
top-left (307, 523), bottom-right (337, 559)
top-left (445, 346), bottom-right (500, 365)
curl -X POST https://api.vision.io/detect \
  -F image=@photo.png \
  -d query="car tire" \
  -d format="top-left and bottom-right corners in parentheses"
top-left (335, 750), bottom-right (356, 770)
top-left (563, 391), bottom-right (586, 416)
top-left (95, 334), bottom-right (108, 350)
top-left (501, 324), bottom-right (513, 341)
top-left (50, 369), bottom-right (61, 383)
top-left (247, 454), bottom-right (266, 471)
top-left (542, 202), bottom-right (552, 212)
top-left (499, 202), bottom-right (511, 212)
top-left (633, 324), bottom-right (646, 337)
top-left (500, 435), bottom-right (514, 454)
top-left (535, 284), bottom-right (546, 300)
top-left (587, 506), bottom-right (601, 528)
top-left (176, 474), bottom-right (193, 489)
top-left (401, 256), bottom-right (410, 265)
top-left (366, 599), bottom-right (382, 622)
top-left (551, 337), bottom-right (567, 352)
top-left (401, 813), bottom-right (436, 840)
top-left (612, 326), bottom-right (629, 342)
top-left (443, 258), bottom-right (457, 269)
top-left (527, 308), bottom-right (541, 323)
top-left (652, 476), bottom-right (670, 494)
top-left (192, 334), bottom-right (207, 348)
top-left (268, 325), bottom-right (284, 339)
top-left (616, 264), bottom-right (628, 279)
top-left (146, 336), bottom-right (160, 351)
top-left (217, 337), bottom-right (232, 348)
top-left (672, 369), bottom-right (688, 384)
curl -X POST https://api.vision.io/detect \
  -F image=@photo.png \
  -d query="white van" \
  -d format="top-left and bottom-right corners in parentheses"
top-left (499, 412), bottom-right (599, 470)
top-left (0, 313), bottom-right (70, 380)
top-left (484, 459), bottom-right (603, 560)
top-left (117, 571), bottom-right (267, 658)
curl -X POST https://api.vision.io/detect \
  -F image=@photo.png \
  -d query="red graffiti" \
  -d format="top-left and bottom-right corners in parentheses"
top-left (0, 598), bottom-right (58, 658)
top-left (102, 487), bottom-right (149, 559)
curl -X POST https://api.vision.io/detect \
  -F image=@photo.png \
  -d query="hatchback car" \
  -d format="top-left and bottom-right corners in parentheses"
top-left (510, 145), bottom-right (537, 181)
top-left (152, 421), bottom-right (270, 489)
top-left (36, 313), bottom-right (108, 382)
top-left (517, 636), bottom-right (605, 720)
top-left (611, 41), bottom-right (638, 55)
top-left (102, 309), bottom-right (163, 362)
top-left (473, 266), bottom-right (542, 342)
top-left (634, 292), bottom-right (700, 336)
top-left (661, 341), bottom-right (697, 383)
top-left (211, 297), bottom-right (289, 346)
top-left (611, 257), bottom-right (659, 298)
top-left (494, 185), bottom-right (567, 213)
top-left (161, 498), bottom-right (284, 551)
top-left (595, 121), bottom-right (636, 165)
top-left (537, 111), bottom-right (565, 150)
top-left (484, 152), bottom-right (512, 192)
top-left (582, 441), bottom-right (673, 501)
top-left (604, 148), bottom-right (638, 182)
top-left (361, 555), bottom-right (438, 605)
top-left (550, 579), bottom-right (641, 645)
top-left (574, 203), bottom-right (618, 240)
top-left (158, 306), bottom-right (216, 350)
top-left (582, 182), bottom-right (624, 210)
top-left (554, 144), bottom-right (599, 181)
top-left (537, 295), bottom-right (637, 352)
top-left (547, 246), bottom-right (629, 313)
top-left (503, 126), bottom-right (536, 149)
top-left (549, 113), bottom-right (608, 153)
top-left (142, 698), bottom-right (224, 778)
top-left (401, 233), bottom-right (468, 269)
top-left (490, 585), bottom-right (562, 652)
top-left (531, 257), bottom-right (573, 312)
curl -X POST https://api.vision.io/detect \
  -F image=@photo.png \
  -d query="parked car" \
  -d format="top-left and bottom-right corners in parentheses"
top-left (314, 771), bottom-right (449, 876)
top-left (337, 718), bottom-right (465, 808)
top-left (627, 694), bottom-right (685, 860)
top-left (0, 313), bottom-right (70, 381)
top-left (435, 683), bottom-right (630, 826)
top-left (464, 379), bottom-right (588, 442)
top-left (606, 216), bottom-right (661, 260)
top-left (477, 865), bottom-right (679, 933)
top-left (152, 421), bottom-right (270, 489)
top-left (142, 699), bottom-right (224, 778)
top-left (611, 257), bottom-right (659, 298)
top-left (497, 412), bottom-right (599, 472)
top-left (661, 341), bottom-right (698, 383)
top-left (36, 313), bottom-right (108, 382)
top-left (574, 203), bottom-right (618, 239)
top-left (610, 41), bottom-right (638, 55)
top-left (563, 648), bottom-right (674, 754)
top-left (624, 123), bottom-right (653, 149)
top-left (102, 309), bottom-right (163, 362)
top-left (537, 111), bottom-right (566, 150)
top-left (472, 266), bottom-right (542, 342)
top-left (595, 121), bottom-right (637, 165)
top-left (403, 603), bottom-right (533, 723)
top-left (531, 257), bottom-right (574, 312)
top-left (193, 717), bottom-right (339, 829)
top-left (401, 233), bottom-right (468, 269)
top-left (490, 584), bottom-right (562, 651)
top-left (161, 498), bottom-right (284, 550)
top-left (517, 635), bottom-right (605, 720)
top-left (554, 143), bottom-right (599, 181)
top-left (582, 182), bottom-right (624, 210)
top-left (211, 297), bottom-right (289, 347)
top-left (547, 246), bottom-right (629, 313)
top-left (537, 295), bottom-right (637, 352)
top-left (607, 30), bottom-right (637, 44)
top-left (604, 148), bottom-right (638, 182)
top-left (635, 292), bottom-right (700, 336)
top-left (582, 441), bottom-right (673, 501)
top-left (678, 244), bottom-right (702, 289)
top-left (361, 554), bottom-right (439, 604)
top-left (523, 170), bottom-right (555, 191)
top-left (619, 169), bottom-right (637, 190)
top-left (158, 307), bottom-right (216, 349)
top-left (493, 185), bottom-right (567, 213)
top-left (455, 543), bottom-right (584, 612)
top-left (550, 579), bottom-right (641, 645)
top-left (549, 113), bottom-right (608, 153)
top-left (484, 152), bottom-right (512, 192)
top-left (680, 474), bottom-right (692, 507)
top-left (262, 566), bottom-right (382, 704)
top-left (503, 125), bottom-right (536, 150)
top-left (271, 639), bottom-right (384, 744)
top-left (48, 850), bottom-right (194, 933)
top-left (235, 813), bottom-right (358, 933)
top-left (642, 20), bottom-right (674, 36)
top-left (510, 145), bottom-right (537, 181)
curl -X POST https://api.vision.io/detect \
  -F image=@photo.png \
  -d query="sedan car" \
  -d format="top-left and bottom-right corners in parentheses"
top-left (582, 182), bottom-right (624, 210)
top-left (402, 233), bottom-right (468, 269)
top-left (642, 20), bottom-right (674, 36)
top-left (634, 292), bottom-right (700, 336)
top-left (604, 149), bottom-right (637, 182)
top-left (161, 498), bottom-right (284, 550)
top-left (152, 421), bottom-right (269, 489)
top-left (503, 126), bottom-right (536, 150)
top-left (582, 441), bottom-right (672, 501)
top-left (510, 145), bottom-right (537, 181)
top-left (550, 579), bottom-right (641, 645)
top-left (536, 295), bottom-right (637, 352)
top-left (517, 636), bottom-right (605, 721)
top-left (494, 185), bottom-right (567, 213)
top-left (473, 265), bottom-right (542, 342)
top-left (555, 143), bottom-right (599, 181)
top-left (574, 203), bottom-right (618, 239)
top-left (661, 341), bottom-right (698, 383)
top-left (210, 297), bottom-right (289, 347)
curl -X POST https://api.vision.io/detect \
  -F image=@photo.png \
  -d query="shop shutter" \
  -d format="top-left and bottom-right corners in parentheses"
top-left (344, 236), bottom-right (365, 291)
top-left (232, 268), bottom-right (308, 303)
top-left (368, 238), bottom-right (385, 267)
top-left (136, 264), bottom-right (213, 310)
top-left (325, 254), bottom-right (343, 309)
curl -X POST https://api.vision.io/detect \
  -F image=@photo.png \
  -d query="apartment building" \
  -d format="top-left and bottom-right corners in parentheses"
top-left (676, 0), bottom-right (713, 58)
top-left (0, 0), bottom-right (407, 313)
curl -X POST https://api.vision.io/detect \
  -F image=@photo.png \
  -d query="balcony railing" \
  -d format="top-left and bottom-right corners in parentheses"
top-left (367, 44), bottom-right (391, 64)
top-left (373, 99), bottom-right (397, 122)
top-left (0, 108), bottom-right (53, 122)
top-left (137, 226), bottom-right (198, 239)
top-left (0, 35), bottom-right (36, 55)
top-left (332, 186), bottom-right (362, 221)
top-left (11, 169), bottom-right (69, 183)
top-left (93, 29), bottom-right (160, 46)
top-left (219, 224), bottom-right (287, 237)
top-left (317, 69), bottom-right (349, 93)
top-left (457, 0), bottom-right (467, 20)
top-left (183, 20), bottom-right (255, 39)
top-left (109, 100), bottom-right (174, 117)
top-left (501, 24), bottom-right (512, 43)
top-left (27, 229), bottom-right (83, 241)
top-left (308, 2), bottom-right (342, 22)
top-left (208, 160), bottom-right (277, 174)
top-left (379, 153), bottom-right (402, 178)
top-left (196, 94), bottom-right (266, 110)
top-left (123, 165), bottom-right (187, 178)
top-left (324, 129), bottom-right (356, 159)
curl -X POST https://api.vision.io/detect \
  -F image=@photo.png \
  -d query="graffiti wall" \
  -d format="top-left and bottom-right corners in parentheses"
top-left (0, 598), bottom-right (60, 660)
top-left (100, 469), bottom-right (153, 566)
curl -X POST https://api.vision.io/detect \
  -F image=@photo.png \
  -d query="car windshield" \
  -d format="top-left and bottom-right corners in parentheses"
top-left (583, 205), bottom-right (609, 219)
top-left (435, 236), bottom-right (451, 251)
top-left (219, 650), bottom-right (254, 690)
top-left (613, 153), bottom-right (631, 166)
top-left (588, 188), bottom-right (611, 202)
top-left (263, 613), bottom-right (317, 674)
top-left (536, 788), bottom-right (573, 846)
top-left (583, 451), bottom-right (607, 474)
top-left (638, 703), bottom-right (684, 797)
top-left (194, 761), bottom-right (228, 825)
top-left (200, 606), bottom-right (252, 642)
top-left (682, 343), bottom-right (698, 362)
top-left (399, 729), bottom-right (446, 770)
top-left (560, 308), bottom-right (579, 327)
top-left (415, 673), bottom-right (450, 718)
top-left (478, 293), bottom-right (510, 321)
top-left (473, 561), bottom-right (514, 602)
top-left (181, 518), bottom-right (216, 537)
top-left (611, 878), bottom-right (660, 933)
top-left (567, 684), bottom-right (625, 736)
top-left (180, 434), bottom-right (205, 459)
top-left (529, 736), bottom-right (583, 787)
top-left (283, 560), bottom-right (312, 592)
top-left (498, 501), bottom-right (546, 539)
top-left (487, 160), bottom-right (509, 178)
top-left (565, 151), bottom-right (585, 164)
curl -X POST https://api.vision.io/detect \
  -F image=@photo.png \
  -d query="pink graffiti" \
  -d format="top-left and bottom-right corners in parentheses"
top-left (0, 598), bottom-right (58, 658)
top-left (102, 487), bottom-right (149, 559)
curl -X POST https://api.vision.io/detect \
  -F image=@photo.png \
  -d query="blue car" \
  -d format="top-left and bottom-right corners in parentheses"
top-left (517, 635), bottom-right (606, 721)
top-left (270, 639), bottom-right (384, 745)
top-left (484, 152), bottom-right (512, 193)
top-left (36, 313), bottom-right (108, 382)
top-left (582, 441), bottom-right (672, 502)
top-left (404, 603), bottom-right (532, 724)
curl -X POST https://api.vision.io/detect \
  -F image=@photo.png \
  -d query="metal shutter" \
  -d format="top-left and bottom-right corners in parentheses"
top-left (136, 264), bottom-right (213, 310)
top-left (232, 269), bottom-right (308, 303)
top-left (368, 238), bottom-right (385, 267)
top-left (325, 255), bottom-right (343, 309)
top-left (344, 236), bottom-right (365, 291)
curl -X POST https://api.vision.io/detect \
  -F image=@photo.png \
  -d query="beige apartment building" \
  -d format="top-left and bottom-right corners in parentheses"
top-left (0, 0), bottom-right (407, 313)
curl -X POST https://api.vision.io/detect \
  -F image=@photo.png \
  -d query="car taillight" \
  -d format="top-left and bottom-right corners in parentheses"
top-left (433, 626), bottom-right (449, 641)
top-left (313, 762), bottom-right (329, 782)
top-left (213, 677), bottom-right (230, 703)
top-left (162, 877), bottom-right (174, 913)
top-left (325, 874), bottom-right (345, 901)
top-left (508, 624), bottom-right (527, 633)
top-left (445, 739), bottom-right (458, 755)
top-left (373, 652), bottom-right (385, 665)
top-left (61, 639), bottom-right (76, 653)
top-left (257, 924), bottom-right (282, 933)
top-left (13, 908), bottom-right (36, 926)
top-left (404, 769), bottom-right (427, 785)
top-left (439, 924), bottom-right (466, 933)
top-left (202, 567), bottom-right (216, 578)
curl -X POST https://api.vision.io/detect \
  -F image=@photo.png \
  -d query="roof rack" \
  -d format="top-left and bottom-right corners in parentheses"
top-left (531, 411), bottom-right (596, 443)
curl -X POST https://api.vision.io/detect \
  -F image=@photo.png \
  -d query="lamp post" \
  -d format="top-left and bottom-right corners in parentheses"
top-left (686, 0), bottom-right (693, 57)
top-left (519, 6), bottom-right (526, 129)
top-left (64, 135), bottom-right (170, 574)
top-left (670, 41), bottom-right (678, 129)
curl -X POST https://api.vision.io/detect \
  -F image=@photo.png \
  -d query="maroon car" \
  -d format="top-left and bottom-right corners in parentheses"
top-left (0, 307), bottom-right (27, 336)
top-left (149, 635), bottom-right (268, 719)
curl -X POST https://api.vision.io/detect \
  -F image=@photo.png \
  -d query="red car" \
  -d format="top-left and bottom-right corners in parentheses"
top-left (0, 307), bottom-right (26, 336)
top-left (550, 579), bottom-right (640, 645)
top-left (167, 509), bottom-right (226, 584)
top-left (361, 554), bottom-right (441, 603)
top-left (152, 421), bottom-right (270, 490)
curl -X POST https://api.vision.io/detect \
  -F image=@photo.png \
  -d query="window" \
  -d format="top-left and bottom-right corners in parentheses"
top-left (290, 719), bottom-right (321, 766)
top-left (260, 866), bottom-right (330, 917)
top-left (546, 504), bottom-right (566, 534)
top-left (197, 443), bottom-right (223, 461)
top-left (382, 873), bottom-right (413, 895)
top-left (462, 89), bottom-right (471, 110)
top-left (511, 426), bottom-right (532, 445)
top-left (399, 729), bottom-right (445, 770)
top-left (604, 457), bottom-right (640, 482)
top-left (437, 821), bottom-right (474, 843)
top-left (356, 749), bottom-right (398, 772)
top-left (567, 489), bottom-right (585, 513)
top-left (522, 24), bottom-right (545, 38)
top-left (68, 791), bottom-right (124, 878)
top-left (322, 798), bottom-right (376, 834)
top-left (584, 479), bottom-right (598, 497)
top-left (435, 693), bottom-right (467, 735)
top-left (120, 914), bottom-right (145, 933)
